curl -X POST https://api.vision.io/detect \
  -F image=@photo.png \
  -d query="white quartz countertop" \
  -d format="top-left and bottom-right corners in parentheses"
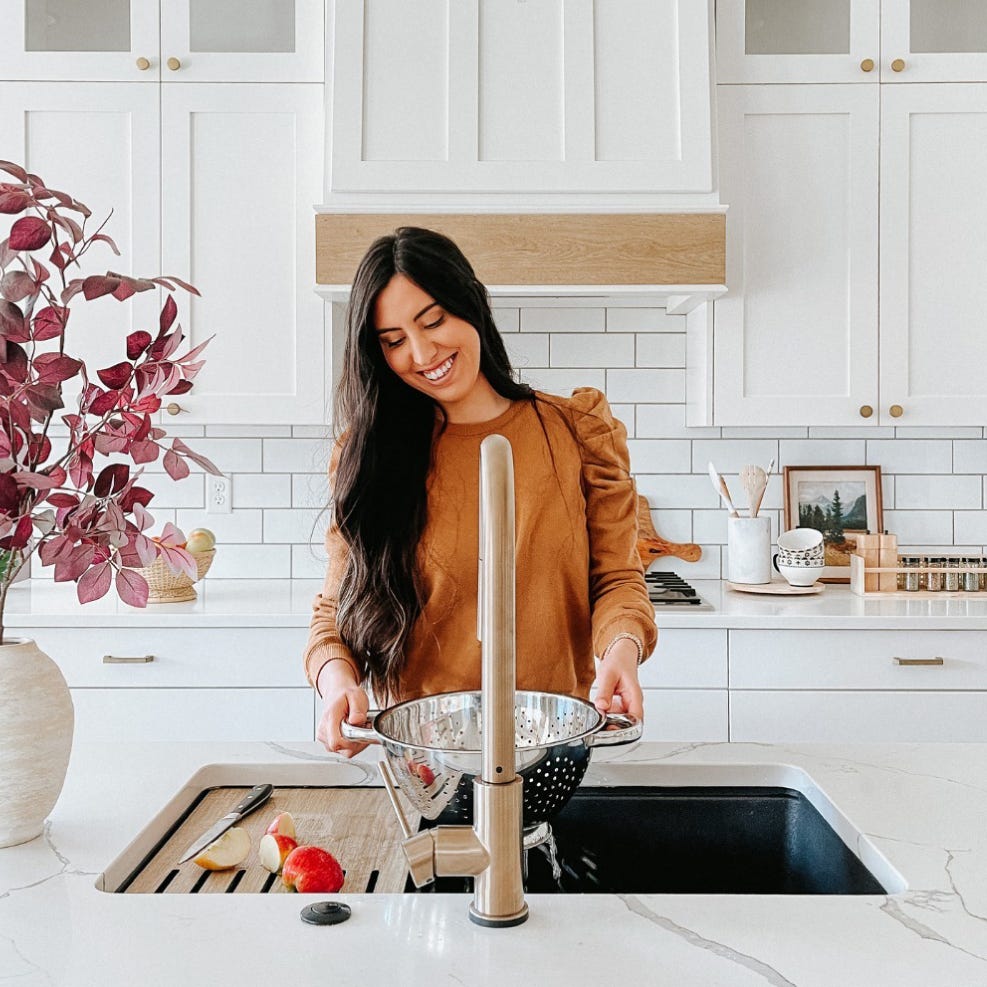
top-left (2, 740), bottom-right (987, 986)
top-left (8, 577), bottom-right (987, 629)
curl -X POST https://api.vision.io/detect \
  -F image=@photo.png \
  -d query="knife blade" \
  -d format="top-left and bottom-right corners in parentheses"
top-left (178, 783), bottom-right (273, 864)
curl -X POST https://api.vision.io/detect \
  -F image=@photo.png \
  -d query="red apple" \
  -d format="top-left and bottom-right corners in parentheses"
top-left (416, 763), bottom-right (435, 786)
top-left (281, 845), bottom-right (344, 894)
top-left (264, 811), bottom-right (296, 841)
top-left (258, 833), bottom-right (298, 874)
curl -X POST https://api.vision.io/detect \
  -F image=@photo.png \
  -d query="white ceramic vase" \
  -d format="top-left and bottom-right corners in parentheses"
top-left (0, 637), bottom-right (74, 848)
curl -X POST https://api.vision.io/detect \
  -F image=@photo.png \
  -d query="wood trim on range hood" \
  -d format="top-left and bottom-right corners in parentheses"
top-left (315, 213), bottom-right (725, 306)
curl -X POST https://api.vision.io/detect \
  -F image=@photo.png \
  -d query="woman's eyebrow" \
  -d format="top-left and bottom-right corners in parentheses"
top-left (375, 301), bottom-right (438, 334)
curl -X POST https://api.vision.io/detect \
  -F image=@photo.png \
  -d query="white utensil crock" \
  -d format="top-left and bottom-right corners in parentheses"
top-left (0, 638), bottom-right (74, 847)
top-left (727, 515), bottom-right (772, 584)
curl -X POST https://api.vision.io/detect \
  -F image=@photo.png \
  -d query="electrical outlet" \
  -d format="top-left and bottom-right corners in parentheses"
top-left (207, 475), bottom-right (232, 514)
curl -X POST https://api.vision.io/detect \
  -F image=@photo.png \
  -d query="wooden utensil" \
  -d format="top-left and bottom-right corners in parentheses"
top-left (636, 496), bottom-right (703, 566)
top-left (740, 464), bottom-right (768, 518)
top-left (708, 462), bottom-right (739, 517)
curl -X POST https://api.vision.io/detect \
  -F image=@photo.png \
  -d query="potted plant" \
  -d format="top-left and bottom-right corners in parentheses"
top-left (0, 160), bottom-right (220, 847)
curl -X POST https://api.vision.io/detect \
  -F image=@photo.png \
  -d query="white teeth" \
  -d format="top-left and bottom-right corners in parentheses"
top-left (422, 355), bottom-right (454, 381)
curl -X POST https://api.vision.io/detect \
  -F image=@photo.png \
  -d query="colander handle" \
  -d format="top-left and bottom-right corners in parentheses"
top-left (339, 710), bottom-right (382, 744)
top-left (587, 712), bottom-right (643, 748)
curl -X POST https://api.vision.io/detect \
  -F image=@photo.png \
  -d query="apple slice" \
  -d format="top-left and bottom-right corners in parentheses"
top-left (265, 811), bottom-right (296, 841)
top-left (281, 845), bottom-right (344, 894)
top-left (193, 826), bottom-right (251, 870)
top-left (259, 833), bottom-right (298, 874)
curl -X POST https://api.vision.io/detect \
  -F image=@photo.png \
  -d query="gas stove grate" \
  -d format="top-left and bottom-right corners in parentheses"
top-left (645, 571), bottom-right (703, 606)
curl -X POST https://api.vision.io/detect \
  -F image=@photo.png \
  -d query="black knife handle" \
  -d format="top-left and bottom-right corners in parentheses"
top-left (231, 783), bottom-right (273, 819)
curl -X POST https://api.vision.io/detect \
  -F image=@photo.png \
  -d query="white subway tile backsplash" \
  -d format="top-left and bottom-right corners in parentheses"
top-left (263, 437), bottom-right (330, 473)
top-left (521, 307), bottom-right (605, 333)
top-left (551, 333), bottom-right (634, 368)
top-left (867, 440), bottom-right (952, 474)
top-left (606, 369), bottom-right (685, 403)
top-left (626, 440), bottom-right (692, 474)
top-left (606, 308), bottom-right (683, 333)
top-left (635, 334), bottom-right (686, 368)
top-left (895, 475), bottom-right (982, 511)
top-left (163, 302), bottom-right (987, 578)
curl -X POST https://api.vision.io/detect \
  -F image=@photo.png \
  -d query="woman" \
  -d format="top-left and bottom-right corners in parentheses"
top-left (305, 227), bottom-right (657, 757)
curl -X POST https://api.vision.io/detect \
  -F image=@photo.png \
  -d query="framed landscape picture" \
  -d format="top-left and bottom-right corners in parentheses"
top-left (782, 466), bottom-right (884, 582)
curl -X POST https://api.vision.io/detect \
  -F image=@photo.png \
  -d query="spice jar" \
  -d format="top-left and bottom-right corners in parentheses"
top-left (963, 556), bottom-right (981, 592)
top-left (902, 556), bottom-right (921, 592)
top-left (944, 556), bottom-right (961, 592)
top-left (926, 556), bottom-right (943, 593)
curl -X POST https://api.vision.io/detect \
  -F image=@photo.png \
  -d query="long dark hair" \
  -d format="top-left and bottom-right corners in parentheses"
top-left (332, 227), bottom-right (533, 700)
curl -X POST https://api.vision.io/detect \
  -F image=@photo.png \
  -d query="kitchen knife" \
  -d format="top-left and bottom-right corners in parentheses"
top-left (177, 783), bottom-right (273, 864)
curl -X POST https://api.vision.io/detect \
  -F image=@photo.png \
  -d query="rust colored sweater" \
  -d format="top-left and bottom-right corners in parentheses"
top-left (303, 388), bottom-right (657, 702)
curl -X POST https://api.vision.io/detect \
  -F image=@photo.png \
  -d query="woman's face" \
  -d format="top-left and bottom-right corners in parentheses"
top-left (373, 273), bottom-right (488, 418)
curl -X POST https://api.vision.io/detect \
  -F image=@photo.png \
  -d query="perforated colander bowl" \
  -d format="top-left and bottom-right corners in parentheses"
top-left (341, 690), bottom-right (641, 826)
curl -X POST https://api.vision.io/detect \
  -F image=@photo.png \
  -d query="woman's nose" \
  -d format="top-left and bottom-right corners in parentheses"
top-left (408, 332), bottom-right (438, 368)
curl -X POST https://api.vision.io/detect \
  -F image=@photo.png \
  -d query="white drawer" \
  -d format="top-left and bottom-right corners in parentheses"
top-left (641, 689), bottom-right (728, 742)
top-left (70, 688), bottom-right (315, 742)
top-left (730, 630), bottom-right (987, 690)
top-left (638, 629), bottom-right (727, 688)
top-left (32, 628), bottom-right (310, 688)
top-left (731, 690), bottom-right (987, 743)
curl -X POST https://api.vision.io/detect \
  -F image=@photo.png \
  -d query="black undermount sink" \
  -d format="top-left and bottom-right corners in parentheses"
top-left (411, 786), bottom-right (888, 895)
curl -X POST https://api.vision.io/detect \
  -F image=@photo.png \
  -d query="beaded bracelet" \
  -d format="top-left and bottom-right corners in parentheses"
top-left (602, 632), bottom-right (645, 666)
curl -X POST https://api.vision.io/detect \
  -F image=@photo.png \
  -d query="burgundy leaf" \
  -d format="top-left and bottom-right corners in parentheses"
top-left (0, 474), bottom-right (19, 512)
top-left (77, 561), bottom-right (112, 603)
top-left (39, 534), bottom-right (73, 566)
top-left (0, 300), bottom-right (27, 341)
top-left (12, 470), bottom-right (60, 490)
top-left (115, 567), bottom-right (149, 608)
top-left (1, 270), bottom-right (37, 302)
top-left (24, 384), bottom-right (63, 415)
top-left (9, 216), bottom-right (51, 251)
top-left (93, 463), bottom-right (130, 498)
top-left (81, 274), bottom-right (120, 300)
top-left (160, 294), bottom-right (178, 334)
top-left (176, 334), bottom-right (213, 365)
top-left (131, 393), bottom-right (161, 415)
top-left (89, 389), bottom-right (119, 415)
top-left (60, 281), bottom-right (85, 305)
top-left (97, 361), bottom-right (132, 390)
top-left (130, 439), bottom-right (159, 464)
top-left (162, 448), bottom-right (190, 480)
top-left (165, 378), bottom-right (193, 396)
top-left (159, 274), bottom-right (199, 297)
top-left (92, 233), bottom-right (121, 256)
top-left (119, 485), bottom-right (153, 513)
top-left (0, 191), bottom-right (32, 214)
top-left (172, 437), bottom-right (222, 476)
top-left (1, 341), bottom-right (28, 383)
top-left (32, 305), bottom-right (67, 341)
top-left (47, 493), bottom-right (79, 510)
top-left (94, 432), bottom-right (126, 455)
top-left (0, 161), bottom-right (29, 182)
top-left (112, 278), bottom-right (137, 301)
top-left (3, 515), bottom-right (34, 550)
top-left (126, 330), bottom-right (152, 360)
top-left (30, 259), bottom-right (50, 286)
top-left (132, 503), bottom-right (152, 532)
top-left (33, 352), bottom-right (82, 385)
top-left (54, 544), bottom-right (94, 582)
top-left (0, 238), bottom-right (16, 268)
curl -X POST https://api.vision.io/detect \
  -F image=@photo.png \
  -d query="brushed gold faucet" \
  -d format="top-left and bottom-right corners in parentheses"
top-left (378, 433), bottom-right (528, 926)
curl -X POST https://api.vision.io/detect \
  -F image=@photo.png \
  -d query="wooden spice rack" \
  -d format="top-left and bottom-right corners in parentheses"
top-left (849, 554), bottom-right (985, 598)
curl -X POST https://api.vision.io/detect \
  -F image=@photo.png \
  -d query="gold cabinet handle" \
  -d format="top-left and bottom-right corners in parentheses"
top-left (167, 56), bottom-right (182, 71)
top-left (893, 656), bottom-right (944, 667)
top-left (136, 57), bottom-right (151, 71)
top-left (889, 404), bottom-right (904, 418)
top-left (860, 58), bottom-right (875, 73)
top-left (891, 58), bottom-right (906, 72)
top-left (166, 402), bottom-right (183, 416)
top-left (859, 404), bottom-right (874, 418)
top-left (103, 654), bottom-right (155, 664)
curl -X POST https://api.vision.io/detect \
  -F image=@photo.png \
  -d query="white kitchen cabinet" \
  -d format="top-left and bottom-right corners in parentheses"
top-left (729, 629), bottom-right (987, 742)
top-left (160, 84), bottom-right (326, 424)
top-left (34, 626), bottom-right (315, 742)
top-left (0, 0), bottom-right (323, 82)
top-left (878, 84), bottom-right (987, 425)
top-left (329, 0), bottom-right (713, 200)
top-left (716, 1), bottom-right (987, 85)
top-left (713, 84), bottom-right (880, 426)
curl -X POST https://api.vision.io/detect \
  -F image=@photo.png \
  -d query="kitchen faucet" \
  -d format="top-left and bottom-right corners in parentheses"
top-left (379, 433), bottom-right (528, 926)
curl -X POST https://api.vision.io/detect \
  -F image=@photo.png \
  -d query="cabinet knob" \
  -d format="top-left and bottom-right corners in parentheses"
top-left (103, 654), bottom-right (155, 664)
top-left (859, 404), bottom-right (874, 418)
top-left (167, 56), bottom-right (182, 71)
top-left (889, 404), bottom-right (904, 418)
top-left (166, 402), bottom-right (183, 416)
top-left (136, 57), bottom-right (151, 71)
top-left (893, 656), bottom-right (944, 667)
top-left (860, 58), bottom-right (875, 73)
top-left (891, 58), bottom-right (906, 72)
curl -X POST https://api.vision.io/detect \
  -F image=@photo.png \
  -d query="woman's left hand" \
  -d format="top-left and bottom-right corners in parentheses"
top-left (593, 638), bottom-right (644, 721)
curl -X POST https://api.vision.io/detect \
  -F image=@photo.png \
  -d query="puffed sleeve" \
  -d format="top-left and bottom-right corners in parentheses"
top-left (302, 441), bottom-right (365, 693)
top-left (569, 387), bottom-right (657, 663)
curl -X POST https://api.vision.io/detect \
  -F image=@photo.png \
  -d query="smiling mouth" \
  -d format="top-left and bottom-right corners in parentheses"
top-left (420, 354), bottom-right (456, 382)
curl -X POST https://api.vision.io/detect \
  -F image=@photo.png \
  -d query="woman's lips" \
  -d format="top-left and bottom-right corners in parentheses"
top-left (420, 353), bottom-right (456, 383)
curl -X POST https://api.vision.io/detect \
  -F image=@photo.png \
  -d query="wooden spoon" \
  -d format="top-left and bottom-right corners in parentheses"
top-left (740, 464), bottom-right (768, 518)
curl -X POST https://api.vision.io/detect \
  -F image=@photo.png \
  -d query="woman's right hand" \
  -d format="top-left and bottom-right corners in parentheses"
top-left (316, 658), bottom-right (371, 758)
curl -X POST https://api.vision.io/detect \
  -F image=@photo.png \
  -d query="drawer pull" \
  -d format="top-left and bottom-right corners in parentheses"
top-left (103, 654), bottom-right (155, 664)
top-left (893, 656), bottom-right (944, 667)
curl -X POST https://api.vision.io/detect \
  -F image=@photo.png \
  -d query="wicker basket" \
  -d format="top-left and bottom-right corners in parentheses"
top-left (138, 549), bottom-right (215, 604)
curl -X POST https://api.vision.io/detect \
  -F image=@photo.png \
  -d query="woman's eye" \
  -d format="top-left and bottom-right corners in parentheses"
top-left (424, 315), bottom-right (444, 330)
top-left (384, 337), bottom-right (404, 349)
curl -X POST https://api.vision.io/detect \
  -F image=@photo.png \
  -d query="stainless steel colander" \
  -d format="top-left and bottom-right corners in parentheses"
top-left (340, 690), bottom-right (641, 826)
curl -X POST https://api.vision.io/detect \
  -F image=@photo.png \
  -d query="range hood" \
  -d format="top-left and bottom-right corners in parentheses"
top-left (314, 211), bottom-right (726, 313)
